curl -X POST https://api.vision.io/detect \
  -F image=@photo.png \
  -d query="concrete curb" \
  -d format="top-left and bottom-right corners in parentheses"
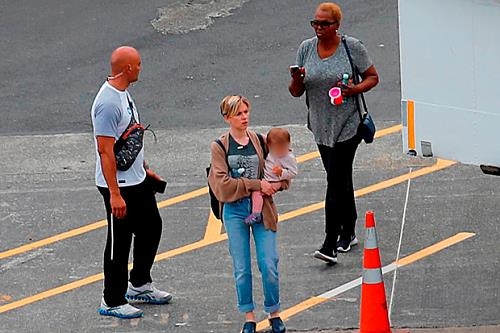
top-left (300, 326), bottom-right (500, 333)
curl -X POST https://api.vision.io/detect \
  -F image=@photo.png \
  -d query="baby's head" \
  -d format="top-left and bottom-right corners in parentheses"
top-left (266, 128), bottom-right (291, 158)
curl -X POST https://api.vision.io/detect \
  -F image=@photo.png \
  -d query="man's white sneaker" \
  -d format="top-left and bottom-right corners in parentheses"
top-left (126, 282), bottom-right (173, 304)
top-left (98, 298), bottom-right (143, 319)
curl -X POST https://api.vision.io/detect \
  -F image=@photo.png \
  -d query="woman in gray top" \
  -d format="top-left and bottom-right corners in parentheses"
top-left (289, 2), bottom-right (379, 265)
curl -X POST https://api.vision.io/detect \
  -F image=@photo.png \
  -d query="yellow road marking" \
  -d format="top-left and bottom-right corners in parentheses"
top-left (278, 159), bottom-right (456, 223)
top-left (0, 158), bottom-right (454, 315)
top-left (0, 221), bottom-right (107, 261)
top-left (0, 273), bottom-right (103, 314)
top-left (256, 297), bottom-right (327, 331)
top-left (203, 211), bottom-right (223, 241)
top-left (154, 236), bottom-right (227, 262)
top-left (0, 187), bottom-right (209, 261)
top-left (256, 232), bottom-right (475, 331)
top-left (0, 238), bottom-right (231, 314)
top-left (375, 124), bottom-right (402, 138)
top-left (355, 158), bottom-right (456, 197)
top-left (397, 232), bottom-right (475, 267)
top-left (295, 124), bottom-right (402, 163)
top-left (0, 125), bottom-right (402, 261)
top-left (157, 187), bottom-right (208, 209)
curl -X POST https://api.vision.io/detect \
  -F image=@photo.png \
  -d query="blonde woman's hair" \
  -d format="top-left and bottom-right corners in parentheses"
top-left (317, 2), bottom-right (342, 22)
top-left (219, 95), bottom-right (251, 117)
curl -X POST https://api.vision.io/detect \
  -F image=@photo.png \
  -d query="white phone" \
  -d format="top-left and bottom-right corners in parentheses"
top-left (289, 65), bottom-right (300, 74)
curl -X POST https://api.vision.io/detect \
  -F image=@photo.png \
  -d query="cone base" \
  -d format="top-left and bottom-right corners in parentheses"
top-left (360, 283), bottom-right (391, 333)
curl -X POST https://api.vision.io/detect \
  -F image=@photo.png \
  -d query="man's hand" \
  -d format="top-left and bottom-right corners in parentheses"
top-left (146, 168), bottom-right (163, 181)
top-left (272, 165), bottom-right (283, 177)
top-left (110, 191), bottom-right (127, 219)
top-left (145, 167), bottom-right (167, 194)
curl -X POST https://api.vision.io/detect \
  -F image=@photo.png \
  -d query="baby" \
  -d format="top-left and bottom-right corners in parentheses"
top-left (245, 128), bottom-right (298, 225)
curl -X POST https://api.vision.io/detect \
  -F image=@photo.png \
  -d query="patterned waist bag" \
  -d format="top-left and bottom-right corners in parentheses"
top-left (113, 96), bottom-right (155, 171)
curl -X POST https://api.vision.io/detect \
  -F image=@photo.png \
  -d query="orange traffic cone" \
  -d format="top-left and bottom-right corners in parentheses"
top-left (359, 211), bottom-right (391, 333)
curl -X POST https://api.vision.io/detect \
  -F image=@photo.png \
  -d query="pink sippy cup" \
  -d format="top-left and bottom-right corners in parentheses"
top-left (329, 87), bottom-right (343, 105)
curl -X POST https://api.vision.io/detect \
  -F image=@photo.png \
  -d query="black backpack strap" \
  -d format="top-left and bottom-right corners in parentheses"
top-left (256, 133), bottom-right (268, 159)
top-left (214, 138), bottom-right (225, 152)
top-left (216, 133), bottom-right (265, 168)
top-left (215, 138), bottom-right (229, 169)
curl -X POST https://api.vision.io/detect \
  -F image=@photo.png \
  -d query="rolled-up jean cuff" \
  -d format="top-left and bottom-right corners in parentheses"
top-left (264, 302), bottom-right (280, 314)
top-left (238, 302), bottom-right (255, 313)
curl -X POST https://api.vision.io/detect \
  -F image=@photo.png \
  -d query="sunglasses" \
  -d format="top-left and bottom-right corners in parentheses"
top-left (310, 20), bottom-right (337, 28)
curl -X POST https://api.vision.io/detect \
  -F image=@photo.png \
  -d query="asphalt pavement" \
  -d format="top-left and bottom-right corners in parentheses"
top-left (0, 0), bottom-right (398, 135)
top-left (0, 0), bottom-right (499, 332)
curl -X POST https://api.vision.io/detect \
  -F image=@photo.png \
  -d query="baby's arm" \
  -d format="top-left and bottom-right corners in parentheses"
top-left (278, 152), bottom-right (298, 180)
top-left (270, 182), bottom-right (282, 192)
top-left (272, 165), bottom-right (283, 177)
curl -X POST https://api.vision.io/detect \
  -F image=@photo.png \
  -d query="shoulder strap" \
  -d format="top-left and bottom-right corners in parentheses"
top-left (256, 133), bottom-right (268, 159)
top-left (126, 95), bottom-right (137, 122)
top-left (214, 138), bottom-right (225, 152)
top-left (215, 138), bottom-right (229, 170)
top-left (341, 36), bottom-right (368, 121)
top-left (217, 133), bottom-right (266, 164)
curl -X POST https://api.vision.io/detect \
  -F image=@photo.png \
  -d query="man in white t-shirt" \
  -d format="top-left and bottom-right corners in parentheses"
top-left (91, 46), bottom-right (171, 319)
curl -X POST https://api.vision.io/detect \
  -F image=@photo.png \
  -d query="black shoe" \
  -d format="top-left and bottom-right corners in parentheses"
top-left (241, 321), bottom-right (256, 333)
top-left (313, 247), bottom-right (337, 265)
top-left (337, 235), bottom-right (359, 253)
top-left (269, 317), bottom-right (286, 333)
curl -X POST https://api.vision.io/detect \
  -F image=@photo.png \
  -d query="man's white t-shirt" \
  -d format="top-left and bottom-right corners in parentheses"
top-left (91, 81), bottom-right (146, 187)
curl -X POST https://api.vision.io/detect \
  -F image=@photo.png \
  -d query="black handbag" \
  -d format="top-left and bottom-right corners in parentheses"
top-left (342, 36), bottom-right (376, 144)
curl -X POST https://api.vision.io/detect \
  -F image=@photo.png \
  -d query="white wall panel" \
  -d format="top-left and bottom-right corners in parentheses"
top-left (399, 0), bottom-right (500, 165)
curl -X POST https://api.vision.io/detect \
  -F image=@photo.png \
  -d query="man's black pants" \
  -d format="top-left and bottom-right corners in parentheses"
top-left (318, 134), bottom-right (361, 251)
top-left (98, 180), bottom-right (162, 307)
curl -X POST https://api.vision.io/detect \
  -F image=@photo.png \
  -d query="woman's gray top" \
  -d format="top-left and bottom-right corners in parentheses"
top-left (296, 35), bottom-right (373, 147)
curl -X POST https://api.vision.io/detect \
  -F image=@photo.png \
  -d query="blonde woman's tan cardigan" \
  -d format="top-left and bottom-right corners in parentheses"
top-left (208, 130), bottom-right (289, 231)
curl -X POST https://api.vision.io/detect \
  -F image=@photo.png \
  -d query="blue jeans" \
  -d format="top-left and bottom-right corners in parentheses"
top-left (223, 197), bottom-right (280, 313)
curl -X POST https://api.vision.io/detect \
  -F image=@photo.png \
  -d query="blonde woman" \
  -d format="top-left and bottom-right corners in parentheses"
top-left (208, 95), bottom-right (288, 333)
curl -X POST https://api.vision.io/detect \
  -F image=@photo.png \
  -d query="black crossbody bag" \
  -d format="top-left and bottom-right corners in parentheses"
top-left (341, 36), bottom-right (376, 144)
top-left (114, 96), bottom-right (153, 171)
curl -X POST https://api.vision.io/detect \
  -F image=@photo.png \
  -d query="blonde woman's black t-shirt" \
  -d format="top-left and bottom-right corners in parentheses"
top-left (227, 135), bottom-right (259, 180)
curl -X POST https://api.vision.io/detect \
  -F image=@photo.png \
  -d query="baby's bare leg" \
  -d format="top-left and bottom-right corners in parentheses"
top-left (251, 190), bottom-right (264, 214)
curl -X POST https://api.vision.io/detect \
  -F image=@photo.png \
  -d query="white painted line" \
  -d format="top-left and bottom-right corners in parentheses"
top-left (318, 263), bottom-right (397, 300)
top-left (389, 168), bottom-right (412, 323)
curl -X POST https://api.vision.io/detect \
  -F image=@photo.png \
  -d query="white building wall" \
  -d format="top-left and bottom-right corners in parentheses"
top-left (399, 0), bottom-right (500, 165)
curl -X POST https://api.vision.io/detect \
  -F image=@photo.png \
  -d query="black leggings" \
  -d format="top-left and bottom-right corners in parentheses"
top-left (98, 180), bottom-right (162, 307)
top-left (318, 134), bottom-right (361, 251)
